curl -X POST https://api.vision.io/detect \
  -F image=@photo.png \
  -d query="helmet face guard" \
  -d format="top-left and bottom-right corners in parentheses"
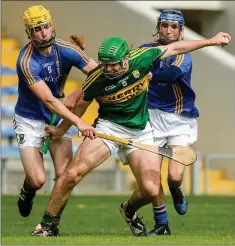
top-left (153, 9), bottom-right (185, 43)
top-left (100, 59), bottom-right (128, 80)
top-left (23, 5), bottom-right (56, 48)
top-left (98, 36), bottom-right (129, 80)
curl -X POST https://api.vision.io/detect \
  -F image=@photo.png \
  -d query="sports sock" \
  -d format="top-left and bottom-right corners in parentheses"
top-left (23, 179), bottom-right (36, 195)
top-left (169, 184), bottom-right (182, 197)
top-left (41, 212), bottom-right (58, 228)
top-left (124, 200), bottom-right (135, 219)
top-left (52, 215), bottom-right (61, 227)
top-left (153, 204), bottom-right (168, 225)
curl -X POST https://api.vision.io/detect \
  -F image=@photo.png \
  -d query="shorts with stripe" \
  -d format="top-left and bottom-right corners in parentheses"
top-left (149, 108), bottom-right (198, 147)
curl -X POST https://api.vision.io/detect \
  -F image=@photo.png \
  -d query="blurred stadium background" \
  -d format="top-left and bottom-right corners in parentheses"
top-left (1, 1), bottom-right (235, 197)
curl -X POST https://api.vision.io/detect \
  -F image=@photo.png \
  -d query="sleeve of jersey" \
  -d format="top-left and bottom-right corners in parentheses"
top-left (151, 66), bottom-right (182, 83)
top-left (143, 47), bottom-right (163, 68)
top-left (82, 74), bottom-right (96, 102)
top-left (17, 56), bottom-right (41, 86)
top-left (170, 53), bottom-right (192, 75)
top-left (62, 44), bottom-right (91, 70)
top-left (130, 47), bottom-right (163, 70)
top-left (138, 43), bottom-right (154, 49)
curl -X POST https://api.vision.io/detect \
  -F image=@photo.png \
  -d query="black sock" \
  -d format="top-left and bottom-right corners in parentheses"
top-left (52, 215), bottom-right (61, 227)
top-left (125, 201), bottom-right (135, 218)
top-left (41, 212), bottom-right (58, 228)
top-left (23, 179), bottom-right (36, 196)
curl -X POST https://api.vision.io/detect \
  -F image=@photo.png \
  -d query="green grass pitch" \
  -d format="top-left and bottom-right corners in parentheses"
top-left (1, 195), bottom-right (235, 245)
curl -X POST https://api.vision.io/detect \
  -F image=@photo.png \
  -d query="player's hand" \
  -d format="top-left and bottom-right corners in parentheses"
top-left (45, 125), bottom-right (65, 140)
top-left (148, 72), bottom-right (153, 81)
top-left (209, 32), bottom-right (231, 46)
top-left (76, 121), bottom-right (97, 140)
top-left (63, 88), bottom-right (84, 111)
top-left (68, 35), bottom-right (86, 50)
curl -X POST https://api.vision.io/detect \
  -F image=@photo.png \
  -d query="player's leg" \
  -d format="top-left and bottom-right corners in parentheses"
top-left (14, 115), bottom-right (46, 217)
top-left (148, 167), bottom-right (171, 236)
top-left (121, 149), bottom-right (162, 236)
top-left (147, 108), bottom-right (171, 235)
top-left (119, 122), bottom-right (163, 236)
top-left (167, 117), bottom-right (198, 215)
top-left (49, 121), bottom-right (73, 179)
top-left (48, 134), bottom-right (73, 229)
top-left (167, 155), bottom-right (187, 215)
top-left (17, 147), bottom-right (45, 217)
top-left (49, 137), bottom-right (73, 179)
top-left (32, 137), bottom-right (111, 236)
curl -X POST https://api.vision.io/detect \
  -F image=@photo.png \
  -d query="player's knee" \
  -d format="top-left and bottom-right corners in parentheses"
top-left (168, 164), bottom-right (185, 184)
top-left (29, 174), bottom-right (46, 189)
top-left (65, 168), bottom-right (80, 185)
top-left (65, 161), bottom-right (90, 185)
top-left (168, 172), bottom-right (183, 185)
top-left (142, 181), bottom-right (160, 198)
top-left (54, 168), bottom-right (66, 180)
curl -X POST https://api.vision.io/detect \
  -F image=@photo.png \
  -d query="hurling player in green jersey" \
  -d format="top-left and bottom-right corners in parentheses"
top-left (31, 33), bottom-right (231, 236)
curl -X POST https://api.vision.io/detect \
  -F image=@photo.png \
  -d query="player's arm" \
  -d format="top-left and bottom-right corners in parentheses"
top-left (46, 98), bottom-right (92, 138)
top-left (46, 69), bottom-right (97, 138)
top-left (61, 39), bottom-right (98, 109)
top-left (81, 59), bottom-right (98, 75)
top-left (158, 32), bottom-right (231, 59)
top-left (30, 81), bottom-right (91, 128)
top-left (61, 57), bottom-right (97, 110)
top-left (64, 41), bottom-right (98, 75)
top-left (31, 82), bottom-right (97, 138)
top-left (150, 66), bottom-right (182, 82)
top-left (18, 59), bottom-right (96, 138)
top-left (151, 54), bottom-right (191, 83)
top-left (60, 69), bottom-right (98, 129)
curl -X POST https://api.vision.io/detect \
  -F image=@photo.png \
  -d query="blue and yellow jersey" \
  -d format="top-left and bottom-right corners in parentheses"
top-left (139, 41), bottom-right (199, 118)
top-left (15, 39), bottom-right (90, 123)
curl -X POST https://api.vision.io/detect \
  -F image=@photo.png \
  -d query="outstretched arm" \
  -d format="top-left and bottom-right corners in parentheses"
top-left (30, 82), bottom-right (96, 138)
top-left (159, 32), bottom-right (231, 59)
top-left (46, 98), bottom-right (92, 139)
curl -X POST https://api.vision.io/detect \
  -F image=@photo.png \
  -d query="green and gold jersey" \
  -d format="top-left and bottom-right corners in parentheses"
top-left (83, 47), bottom-right (163, 130)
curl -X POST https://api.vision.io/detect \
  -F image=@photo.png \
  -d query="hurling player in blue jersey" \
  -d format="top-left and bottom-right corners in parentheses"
top-left (132, 10), bottom-right (196, 235)
top-left (14, 5), bottom-right (97, 219)
top-left (31, 31), bottom-right (231, 237)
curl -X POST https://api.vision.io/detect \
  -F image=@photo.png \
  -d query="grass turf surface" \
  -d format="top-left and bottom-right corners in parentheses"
top-left (1, 195), bottom-right (235, 245)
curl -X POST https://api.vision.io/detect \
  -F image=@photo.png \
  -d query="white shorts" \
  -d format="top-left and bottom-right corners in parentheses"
top-left (96, 118), bottom-right (155, 165)
top-left (13, 113), bottom-right (72, 150)
top-left (148, 108), bottom-right (198, 147)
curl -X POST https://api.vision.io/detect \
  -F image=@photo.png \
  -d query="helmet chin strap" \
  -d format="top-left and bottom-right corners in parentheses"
top-left (36, 37), bottom-right (55, 49)
top-left (154, 31), bottom-right (183, 45)
top-left (121, 59), bottom-right (128, 69)
top-left (28, 27), bottom-right (56, 49)
top-left (104, 61), bottom-right (129, 80)
top-left (158, 38), bottom-right (175, 45)
top-left (32, 33), bottom-right (56, 48)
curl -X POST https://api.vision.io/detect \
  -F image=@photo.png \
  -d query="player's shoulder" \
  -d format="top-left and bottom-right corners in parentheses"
top-left (87, 64), bottom-right (104, 79)
top-left (17, 42), bottom-right (37, 67)
top-left (55, 38), bottom-right (90, 63)
top-left (18, 43), bottom-right (32, 59)
top-left (171, 51), bottom-right (192, 63)
top-left (182, 51), bottom-right (192, 58)
top-left (138, 40), bottom-right (159, 48)
top-left (55, 38), bottom-right (81, 52)
top-left (83, 65), bottom-right (104, 91)
top-left (129, 45), bottom-right (161, 61)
